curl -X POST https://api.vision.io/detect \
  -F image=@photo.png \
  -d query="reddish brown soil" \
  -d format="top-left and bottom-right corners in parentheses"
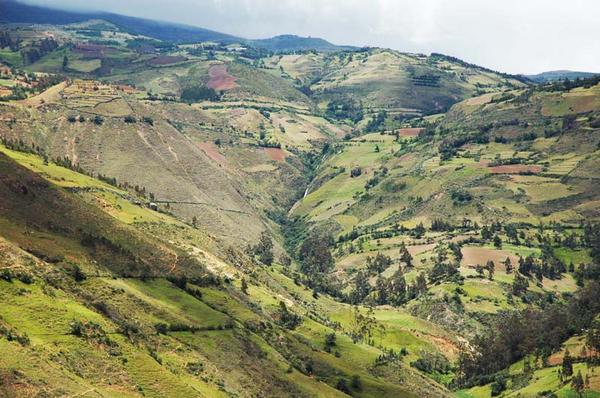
top-left (197, 142), bottom-right (226, 166)
top-left (396, 128), bottom-right (423, 137)
top-left (264, 147), bottom-right (287, 162)
top-left (488, 164), bottom-right (541, 174)
top-left (147, 55), bottom-right (187, 66)
top-left (461, 246), bottom-right (520, 271)
top-left (207, 64), bottom-right (238, 91)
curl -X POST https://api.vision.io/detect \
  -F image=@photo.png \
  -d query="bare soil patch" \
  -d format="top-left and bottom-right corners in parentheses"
top-left (147, 55), bottom-right (187, 66)
top-left (207, 64), bottom-right (238, 91)
top-left (396, 128), bottom-right (423, 138)
top-left (197, 142), bottom-right (226, 166)
top-left (264, 147), bottom-right (287, 162)
top-left (488, 164), bottom-right (541, 174)
top-left (461, 246), bottom-right (520, 271)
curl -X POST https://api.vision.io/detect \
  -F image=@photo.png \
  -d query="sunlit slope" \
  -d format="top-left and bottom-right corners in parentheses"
top-left (265, 49), bottom-right (527, 114)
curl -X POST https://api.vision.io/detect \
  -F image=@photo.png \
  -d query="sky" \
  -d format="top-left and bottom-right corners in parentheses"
top-left (23, 0), bottom-right (600, 74)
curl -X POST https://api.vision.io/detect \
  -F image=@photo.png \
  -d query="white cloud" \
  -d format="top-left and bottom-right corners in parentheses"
top-left (22, 0), bottom-right (600, 74)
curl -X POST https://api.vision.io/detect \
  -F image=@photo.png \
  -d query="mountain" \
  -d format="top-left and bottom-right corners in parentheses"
top-left (0, 0), bottom-right (240, 43)
top-left (0, 0), bottom-right (351, 51)
top-left (526, 69), bottom-right (600, 83)
top-left (1, 6), bottom-right (600, 398)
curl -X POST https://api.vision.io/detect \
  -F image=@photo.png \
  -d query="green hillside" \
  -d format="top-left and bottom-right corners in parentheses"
top-left (0, 8), bottom-right (600, 398)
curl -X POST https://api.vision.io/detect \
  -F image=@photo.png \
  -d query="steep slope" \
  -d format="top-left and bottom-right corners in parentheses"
top-left (0, 78), bottom-right (322, 249)
top-left (294, 80), bottom-right (600, 235)
top-left (0, 145), bottom-right (456, 398)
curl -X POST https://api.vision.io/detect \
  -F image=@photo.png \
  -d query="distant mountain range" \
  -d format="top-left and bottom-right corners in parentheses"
top-left (0, 0), bottom-right (352, 52)
top-left (525, 70), bottom-right (600, 83)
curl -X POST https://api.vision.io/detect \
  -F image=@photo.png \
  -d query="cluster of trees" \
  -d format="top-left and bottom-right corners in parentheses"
top-left (21, 38), bottom-right (59, 65)
top-left (251, 231), bottom-right (274, 266)
top-left (298, 231), bottom-right (334, 277)
top-left (0, 31), bottom-right (18, 51)
top-left (180, 85), bottom-right (221, 103)
top-left (364, 110), bottom-right (387, 132)
top-left (456, 280), bottom-right (600, 387)
top-left (543, 75), bottom-right (600, 93)
top-left (348, 306), bottom-right (384, 345)
top-left (325, 97), bottom-right (364, 123)
top-left (276, 301), bottom-right (302, 330)
top-left (364, 166), bottom-right (388, 190)
top-left (350, 260), bottom-right (426, 307)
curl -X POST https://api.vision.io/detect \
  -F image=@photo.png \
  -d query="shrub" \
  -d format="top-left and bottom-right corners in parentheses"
top-left (16, 273), bottom-right (33, 284)
top-left (71, 264), bottom-right (86, 282)
top-left (350, 167), bottom-right (362, 178)
top-left (336, 378), bottom-right (351, 394)
top-left (410, 350), bottom-right (452, 374)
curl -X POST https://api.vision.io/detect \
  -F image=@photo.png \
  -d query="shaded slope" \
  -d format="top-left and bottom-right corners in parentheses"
top-left (0, 0), bottom-right (238, 43)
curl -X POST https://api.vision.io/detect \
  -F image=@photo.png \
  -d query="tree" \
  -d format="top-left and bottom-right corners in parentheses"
top-left (279, 254), bottom-right (292, 267)
top-left (375, 275), bottom-right (388, 305)
top-left (512, 273), bottom-right (529, 296)
top-left (62, 55), bottom-right (68, 71)
top-left (389, 269), bottom-right (406, 305)
top-left (298, 232), bottom-right (334, 276)
top-left (399, 243), bottom-right (413, 267)
top-left (493, 235), bottom-right (502, 248)
top-left (414, 222), bottom-right (426, 238)
top-left (351, 270), bottom-right (371, 304)
top-left (324, 332), bottom-right (336, 352)
top-left (503, 257), bottom-right (513, 274)
top-left (562, 349), bottom-right (574, 378)
top-left (490, 373), bottom-right (508, 396)
top-left (519, 255), bottom-right (536, 276)
top-left (571, 370), bottom-right (584, 397)
top-left (366, 252), bottom-right (392, 274)
top-left (586, 320), bottom-right (600, 360)
top-left (481, 225), bottom-right (492, 241)
top-left (254, 231), bottom-right (274, 265)
top-left (349, 306), bottom-right (383, 345)
top-left (486, 260), bottom-right (495, 280)
top-left (475, 264), bottom-right (485, 278)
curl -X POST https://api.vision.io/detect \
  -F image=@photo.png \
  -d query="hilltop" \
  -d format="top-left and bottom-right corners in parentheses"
top-left (526, 70), bottom-right (600, 83)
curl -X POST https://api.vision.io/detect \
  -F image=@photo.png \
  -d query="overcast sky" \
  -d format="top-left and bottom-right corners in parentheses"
top-left (23, 0), bottom-right (600, 74)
